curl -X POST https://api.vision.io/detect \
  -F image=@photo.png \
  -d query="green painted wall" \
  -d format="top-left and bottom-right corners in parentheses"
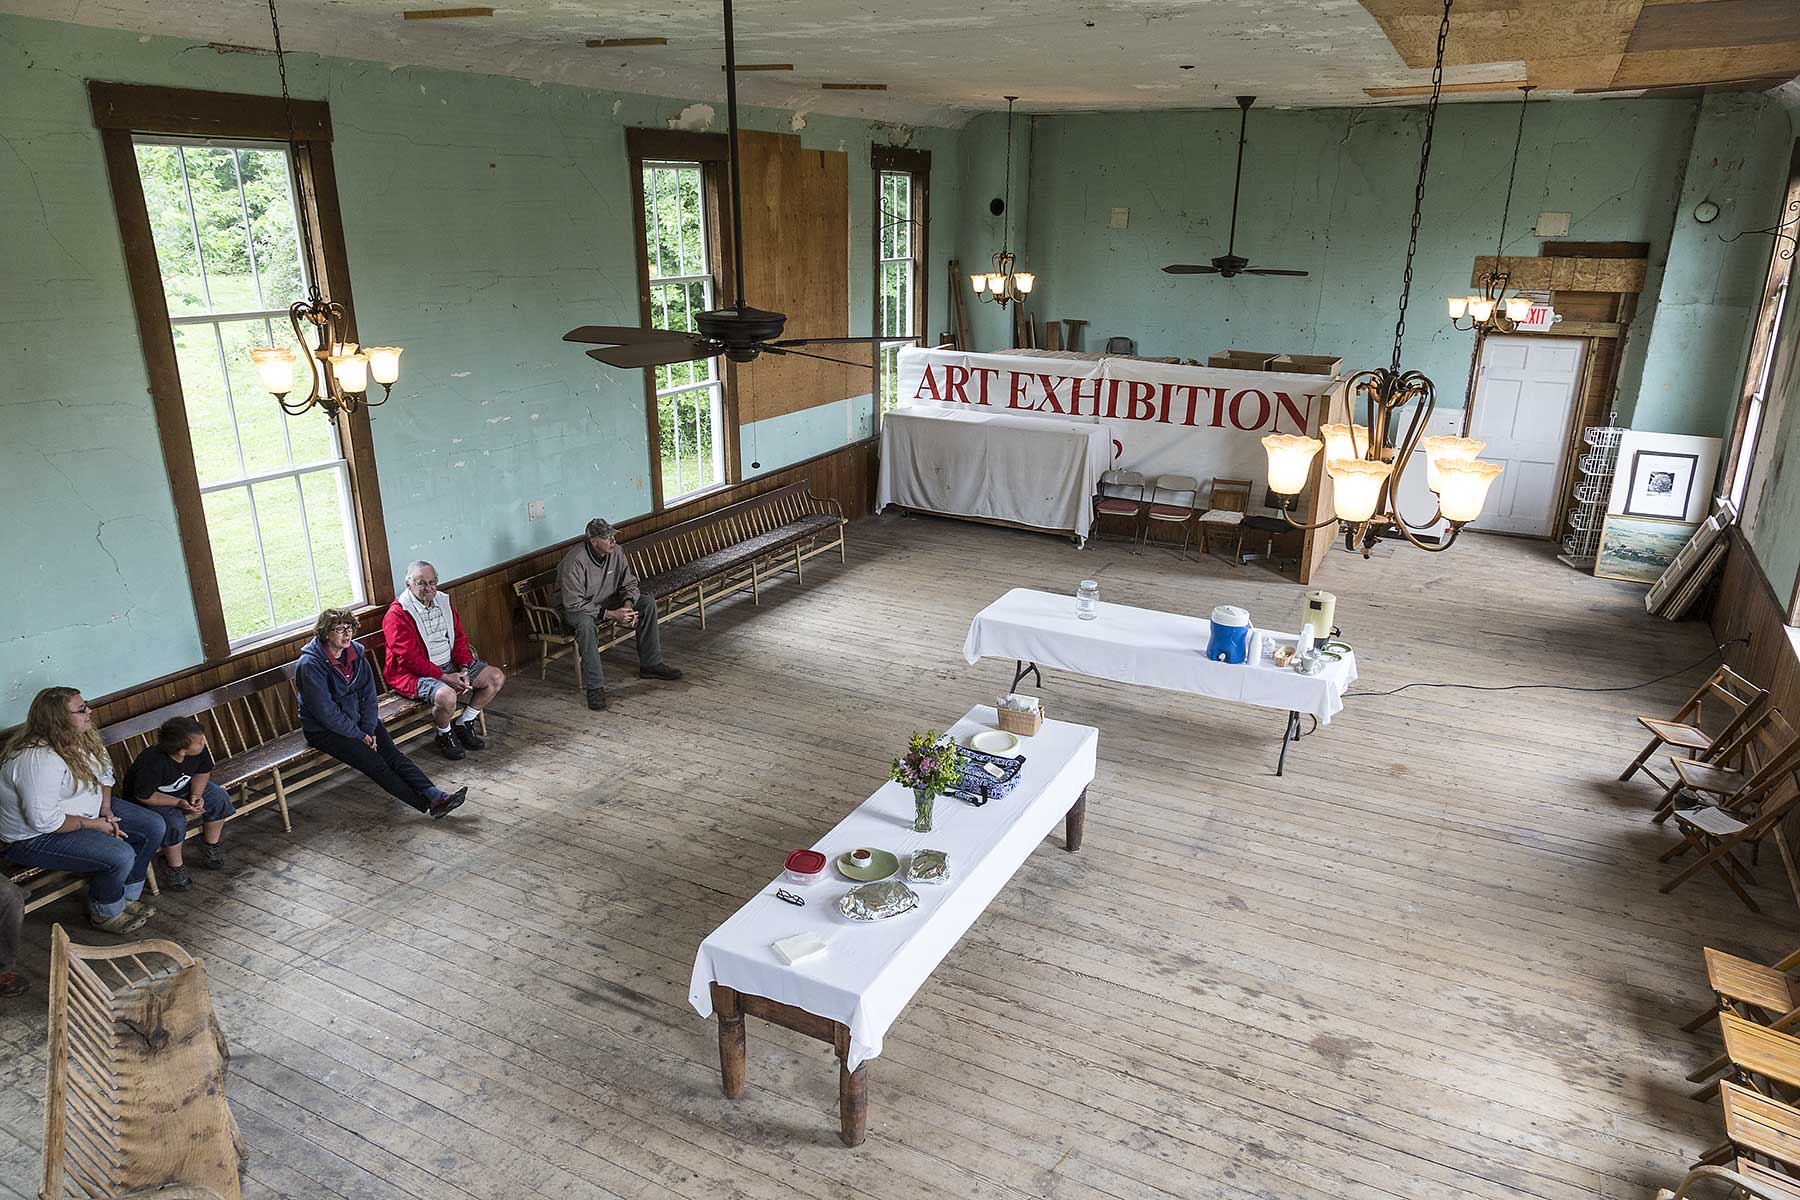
top-left (0, 12), bottom-right (959, 725)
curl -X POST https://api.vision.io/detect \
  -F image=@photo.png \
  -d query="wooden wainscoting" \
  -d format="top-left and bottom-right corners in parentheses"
top-left (81, 437), bottom-right (878, 731)
top-left (1709, 526), bottom-right (1800, 715)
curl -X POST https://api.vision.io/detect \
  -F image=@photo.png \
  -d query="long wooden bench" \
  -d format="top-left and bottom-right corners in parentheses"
top-left (515, 480), bottom-right (847, 685)
top-left (4, 632), bottom-right (465, 914)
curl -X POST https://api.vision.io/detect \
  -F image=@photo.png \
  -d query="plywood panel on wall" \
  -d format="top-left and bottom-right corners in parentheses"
top-left (732, 129), bottom-right (868, 425)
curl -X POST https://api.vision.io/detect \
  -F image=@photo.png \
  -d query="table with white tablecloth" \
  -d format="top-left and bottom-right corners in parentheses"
top-left (963, 587), bottom-right (1357, 775)
top-left (875, 405), bottom-right (1113, 544)
top-left (688, 703), bottom-right (1098, 1145)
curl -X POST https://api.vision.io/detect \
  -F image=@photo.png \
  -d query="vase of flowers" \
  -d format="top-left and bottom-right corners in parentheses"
top-left (890, 731), bottom-right (963, 833)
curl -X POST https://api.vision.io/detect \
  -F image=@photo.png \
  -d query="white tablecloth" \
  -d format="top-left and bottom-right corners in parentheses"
top-left (876, 405), bottom-right (1112, 541)
top-left (963, 588), bottom-right (1358, 724)
top-left (689, 705), bottom-right (1098, 1070)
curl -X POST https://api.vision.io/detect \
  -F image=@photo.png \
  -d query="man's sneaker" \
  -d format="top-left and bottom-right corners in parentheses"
top-left (586, 688), bottom-right (608, 711)
top-left (90, 909), bottom-right (150, 935)
top-left (428, 787), bottom-right (468, 819)
top-left (434, 730), bottom-right (466, 760)
top-left (454, 720), bottom-right (486, 751)
top-left (161, 866), bottom-right (192, 892)
top-left (199, 841), bottom-right (226, 870)
top-left (639, 663), bottom-right (683, 681)
top-left (0, 971), bottom-right (27, 998)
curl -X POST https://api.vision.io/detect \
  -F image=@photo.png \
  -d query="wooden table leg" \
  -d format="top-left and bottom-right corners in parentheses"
top-left (835, 1026), bottom-right (868, 1147)
top-left (1065, 787), bottom-right (1087, 852)
top-left (712, 983), bottom-right (746, 1100)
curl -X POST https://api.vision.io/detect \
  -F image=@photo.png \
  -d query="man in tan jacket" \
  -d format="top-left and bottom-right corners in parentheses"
top-left (558, 518), bottom-right (683, 710)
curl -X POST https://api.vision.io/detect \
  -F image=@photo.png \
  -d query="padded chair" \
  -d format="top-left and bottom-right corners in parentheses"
top-left (1092, 470), bottom-right (1148, 546)
top-left (1199, 478), bottom-right (1253, 566)
top-left (1142, 474), bottom-right (1201, 557)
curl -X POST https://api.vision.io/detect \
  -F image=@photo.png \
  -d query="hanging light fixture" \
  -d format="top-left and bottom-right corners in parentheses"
top-left (1260, 0), bottom-right (1503, 556)
top-left (249, 0), bottom-right (401, 421)
top-left (1447, 85), bottom-right (1536, 333)
top-left (972, 97), bottom-right (1036, 307)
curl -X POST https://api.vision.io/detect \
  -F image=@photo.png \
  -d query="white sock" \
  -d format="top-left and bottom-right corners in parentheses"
top-left (458, 706), bottom-right (482, 724)
top-left (436, 723), bottom-right (452, 734)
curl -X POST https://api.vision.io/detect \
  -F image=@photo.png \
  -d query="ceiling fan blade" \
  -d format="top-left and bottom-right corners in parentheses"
top-left (1243, 268), bottom-right (1310, 277)
top-left (759, 344), bottom-right (873, 369)
top-left (585, 339), bottom-right (714, 368)
top-left (768, 335), bottom-right (888, 347)
top-left (563, 324), bottom-right (697, 346)
top-left (1162, 264), bottom-right (1222, 274)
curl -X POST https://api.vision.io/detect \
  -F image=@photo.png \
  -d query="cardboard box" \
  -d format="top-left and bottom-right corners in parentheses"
top-left (1270, 354), bottom-right (1343, 377)
top-left (1207, 350), bottom-right (1280, 371)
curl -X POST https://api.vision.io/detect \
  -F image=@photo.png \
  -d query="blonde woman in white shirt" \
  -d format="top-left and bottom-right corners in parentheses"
top-left (0, 688), bottom-right (161, 934)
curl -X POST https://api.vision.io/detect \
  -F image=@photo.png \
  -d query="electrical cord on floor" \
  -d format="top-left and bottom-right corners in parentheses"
top-left (1341, 635), bottom-right (1750, 701)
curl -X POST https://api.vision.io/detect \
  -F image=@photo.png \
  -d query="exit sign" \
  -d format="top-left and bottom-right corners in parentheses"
top-left (1515, 304), bottom-right (1560, 332)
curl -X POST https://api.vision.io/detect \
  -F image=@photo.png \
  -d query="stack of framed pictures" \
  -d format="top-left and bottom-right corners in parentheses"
top-left (1595, 514), bottom-right (1702, 584)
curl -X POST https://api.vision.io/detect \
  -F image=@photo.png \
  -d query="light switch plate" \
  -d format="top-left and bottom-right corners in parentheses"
top-left (1536, 211), bottom-right (1571, 237)
top-left (1109, 207), bottom-right (1129, 229)
top-left (528, 500), bottom-right (545, 521)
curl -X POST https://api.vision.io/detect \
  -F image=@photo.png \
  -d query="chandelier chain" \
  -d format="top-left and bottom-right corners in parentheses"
top-left (1002, 97), bottom-right (1013, 254)
top-left (267, 0), bottom-right (322, 304)
top-left (1495, 85), bottom-right (1532, 261)
top-left (1392, 0), bottom-right (1453, 373)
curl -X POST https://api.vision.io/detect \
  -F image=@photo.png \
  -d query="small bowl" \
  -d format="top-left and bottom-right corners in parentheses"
top-left (783, 848), bottom-right (826, 885)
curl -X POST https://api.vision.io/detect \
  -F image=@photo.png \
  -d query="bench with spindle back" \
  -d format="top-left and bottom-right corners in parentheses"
top-left (3, 631), bottom-right (466, 914)
top-left (514, 480), bottom-right (847, 684)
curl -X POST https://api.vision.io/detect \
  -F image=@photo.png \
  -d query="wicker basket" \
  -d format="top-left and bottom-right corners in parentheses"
top-left (996, 704), bottom-right (1044, 736)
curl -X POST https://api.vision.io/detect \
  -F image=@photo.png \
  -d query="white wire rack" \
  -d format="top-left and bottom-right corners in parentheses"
top-left (1561, 426), bottom-right (1623, 565)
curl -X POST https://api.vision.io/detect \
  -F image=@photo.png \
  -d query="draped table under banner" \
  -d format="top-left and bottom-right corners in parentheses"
top-left (875, 405), bottom-right (1113, 543)
top-left (963, 587), bottom-right (1358, 775)
top-left (688, 704), bottom-right (1099, 1146)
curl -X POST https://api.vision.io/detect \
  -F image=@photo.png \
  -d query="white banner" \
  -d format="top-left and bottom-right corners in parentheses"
top-left (893, 347), bottom-right (1345, 481)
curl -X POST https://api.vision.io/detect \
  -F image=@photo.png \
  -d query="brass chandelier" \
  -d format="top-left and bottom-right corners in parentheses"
top-left (971, 97), bottom-right (1036, 307)
top-left (1260, 0), bottom-right (1503, 556)
top-left (247, 0), bottom-right (402, 421)
top-left (1447, 85), bottom-right (1536, 333)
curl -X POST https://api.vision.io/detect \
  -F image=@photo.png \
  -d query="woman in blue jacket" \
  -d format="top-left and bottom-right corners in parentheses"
top-left (295, 609), bottom-right (468, 819)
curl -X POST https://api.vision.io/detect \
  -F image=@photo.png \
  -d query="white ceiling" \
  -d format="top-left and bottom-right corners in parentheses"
top-left (6, 0), bottom-right (1541, 127)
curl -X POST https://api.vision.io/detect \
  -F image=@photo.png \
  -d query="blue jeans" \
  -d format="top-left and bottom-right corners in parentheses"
top-left (115, 784), bottom-right (235, 849)
top-left (4, 811), bottom-right (160, 921)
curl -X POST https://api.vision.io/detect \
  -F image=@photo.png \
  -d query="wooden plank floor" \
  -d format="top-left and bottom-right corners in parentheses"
top-left (0, 514), bottom-right (1784, 1199)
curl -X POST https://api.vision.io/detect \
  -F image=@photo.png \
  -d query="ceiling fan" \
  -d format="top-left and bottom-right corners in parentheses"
top-left (1162, 96), bottom-right (1308, 280)
top-left (564, 0), bottom-right (883, 371)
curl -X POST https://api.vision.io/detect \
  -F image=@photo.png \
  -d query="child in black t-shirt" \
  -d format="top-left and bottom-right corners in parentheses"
top-left (116, 716), bottom-right (235, 890)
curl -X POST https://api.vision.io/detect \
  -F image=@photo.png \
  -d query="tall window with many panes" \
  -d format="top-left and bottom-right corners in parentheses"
top-left (642, 160), bottom-right (726, 501)
top-left (877, 169), bottom-right (920, 414)
top-left (133, 138), bottom-right (364, 646)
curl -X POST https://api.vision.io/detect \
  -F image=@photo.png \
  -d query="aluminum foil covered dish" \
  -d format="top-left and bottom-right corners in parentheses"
top-left (905, 849), bottom-right (951, 886)
top-left (837, 881), bottom-right (920, 921)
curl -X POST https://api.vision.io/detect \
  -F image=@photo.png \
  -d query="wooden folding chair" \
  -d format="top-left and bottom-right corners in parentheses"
top-left (1199, 477), bottom-right (1252, 566)
top-left (1091, 469), bottom-right (1147, 546)
top-left (1661, 748), bottom-right (1800, 913)
top-left (1693, 1011), bottom-right (1800, 1104)
top-left (1658, 1161), bottom-right (1800, 1199)
top-left (1688, 946), bottom-right (1800, 1086)
top-left (1656, 709), bottom-right (1798, 825)
top-left (1624, 665), bottom-right (1768, 788)
top-left (1708, 1081), bottom-right (1800, 1175)
top-left (1142, 474), bottom-right (1200, 556)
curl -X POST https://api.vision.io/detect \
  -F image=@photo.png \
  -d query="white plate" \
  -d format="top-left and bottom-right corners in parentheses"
top-left (969, 730), bottom-right (1019, 755)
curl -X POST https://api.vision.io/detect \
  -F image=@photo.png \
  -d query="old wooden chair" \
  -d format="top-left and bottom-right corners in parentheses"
top-left (1708, 1081), bottom-right (1800, 1176)
top-left (1091, 469), bottom-right (1148, 545)
top-left (1694, 1011), bottom-right (1800, 1104)
top-left (1655, 709), bottom-right (1798, 825)
top-left (42, 926), bottom-right (240, 1200)
top-left (1688, 946), bottom-right (1800, 1086)
top-left (1659, 1161), bottom-right (1800, 1199)
top-left (1198, 477), bottom-right (1253, 565)
top-left (1623, 665), bottom-right (1768, 789)
top-left (1142, 474), bottom-right (1200, 556)
top-left (1660, 747), bottom-right (1800, 913)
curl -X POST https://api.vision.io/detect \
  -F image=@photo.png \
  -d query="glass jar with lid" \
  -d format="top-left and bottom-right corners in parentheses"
top-left (1076, 579), bottom-right (1100, 620)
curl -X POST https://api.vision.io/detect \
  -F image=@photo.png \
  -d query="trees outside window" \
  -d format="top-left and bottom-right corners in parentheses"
top-left (642, 161), bottom-right (726, 502)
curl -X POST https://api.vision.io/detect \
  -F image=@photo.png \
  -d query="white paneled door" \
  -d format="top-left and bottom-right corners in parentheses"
top-left (1467, 335), bottom-right (1586, 536)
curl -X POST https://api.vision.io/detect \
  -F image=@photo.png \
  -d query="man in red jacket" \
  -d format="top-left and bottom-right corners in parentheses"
top-left (383, 560), bottom-right (508, 760)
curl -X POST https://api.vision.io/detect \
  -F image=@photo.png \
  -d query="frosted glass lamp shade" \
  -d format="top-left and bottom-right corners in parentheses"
top-left (1468, 297), bottom-right (1495, 323)
top-left (364, 346), bottom-right (404, 386)
top-left (1435, 459), bottom-right (1504, 522)
top-left (1417, 434), bottom-right (1485, 493)
top-left (1447, 296), bottom-right (1468, 319)
top-left (1262, 434), bottom-right (1323, 496)
top-left (1504, 295), bottom-right (1531, 321)
top-left (1013, 272), bottom-right (1035, 294)
top-left (971, 273), bottom-right (988, 293)
top-left (328, 352), bottom-right (370, 394)
top-left (250, 346), bottom-right (297, 395)
top-left (1326, 459), bottom-right (1392, 523)
top-left (1319, 422), bottom-right (1367, 464)
top-left (986, 273), bottom-right (1007, 294)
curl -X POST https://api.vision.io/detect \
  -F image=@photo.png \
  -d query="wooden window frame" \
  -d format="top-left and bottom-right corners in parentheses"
top-left (870, 145), bottom-right (930, 424)
top-left (624, 127), bottom-right (740, 513)
top-left (90, 81), bottom-right (392, 662)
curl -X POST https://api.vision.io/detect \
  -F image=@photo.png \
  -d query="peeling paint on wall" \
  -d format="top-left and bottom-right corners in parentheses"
top-left (668, 103), bottom-right (715, 132)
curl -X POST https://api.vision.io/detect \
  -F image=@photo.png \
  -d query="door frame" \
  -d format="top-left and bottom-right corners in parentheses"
top-left (1466, 331), bottom-right (1589, 538)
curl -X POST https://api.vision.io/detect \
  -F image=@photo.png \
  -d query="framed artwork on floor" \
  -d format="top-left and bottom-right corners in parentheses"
top-left (1595, 513), bottom-right (1701, 584)
top-left (1623, 450), bottom-right (1700, 519)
